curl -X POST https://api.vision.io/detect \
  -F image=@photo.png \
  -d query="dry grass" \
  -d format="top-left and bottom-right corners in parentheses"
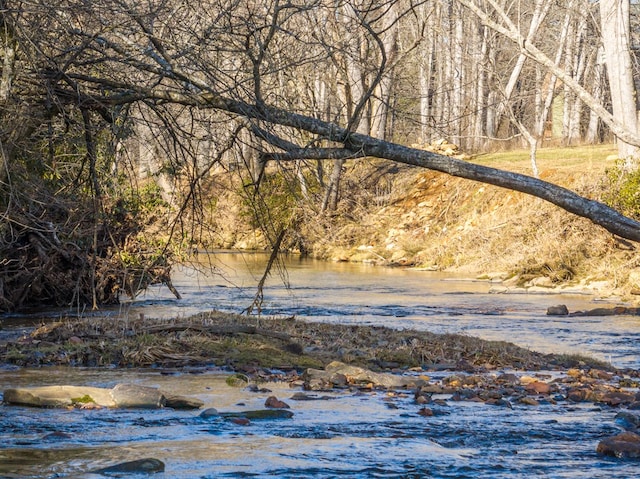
top-left (316, 144), bottom-right (640, 297)
top-left (0, 311), bottom-right (611, 372)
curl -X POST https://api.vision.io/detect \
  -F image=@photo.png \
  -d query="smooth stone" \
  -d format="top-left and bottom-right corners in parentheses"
top-left (289, 392), bottom-right (334, 401)
top-left (164, 395), bottom-right (204, 410)
top-left (305, 361), bottom-right (423, 389)
top-left (3, 384), bottom-right (201, 409)
top-left (546, 305), bottom-right (569, 316)
top-left (92, 458), bottom-right (165, 474)
top-left (264, 396), bottom-right (290, 409)
top-left (601, 391), bottom-right (636, 406)
top-left (525, 381), bottom-right (551, 395)
top-left (110, 384), bottom-right (166, 409)
top-left (616, 411), bottom-right (640, 431)
top-left (199, 408), bottom-right (219, 418)
top-left (597, 432), bottom-right (640, 458)
top-left (3, 386), bottom-right (117, 408)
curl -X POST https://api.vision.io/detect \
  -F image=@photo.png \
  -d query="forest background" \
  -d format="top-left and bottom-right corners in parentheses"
top-left (1, 0), bottom-right (640, 312)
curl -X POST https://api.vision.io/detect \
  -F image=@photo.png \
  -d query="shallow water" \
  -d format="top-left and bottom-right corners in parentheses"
top-left (1, 252), bottom-right (639, 478)
top-left (0, 367), bottom-right (633, 479)
top-left (107, 252), bottom-right (638, 369)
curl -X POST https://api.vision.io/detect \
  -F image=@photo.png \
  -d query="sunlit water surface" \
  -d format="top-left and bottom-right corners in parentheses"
top-left (1, 252), bottom-right (639, 478)
top-left (119, 252), bottom-right (639, 368)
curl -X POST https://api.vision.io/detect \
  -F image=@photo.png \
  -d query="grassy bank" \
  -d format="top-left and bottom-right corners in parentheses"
top-left (0, 311), bottom-right (612, 372)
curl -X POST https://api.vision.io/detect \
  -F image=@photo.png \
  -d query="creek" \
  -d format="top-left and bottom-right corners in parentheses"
top-left (1, 252), bottom-right (639, 478)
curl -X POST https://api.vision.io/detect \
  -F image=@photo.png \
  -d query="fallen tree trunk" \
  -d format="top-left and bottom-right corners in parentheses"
top-left (135, 88), bottom-right (640, 243)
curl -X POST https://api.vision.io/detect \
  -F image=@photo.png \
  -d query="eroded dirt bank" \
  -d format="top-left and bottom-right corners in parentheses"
top-left (216, 145), bottom-right (640, 300)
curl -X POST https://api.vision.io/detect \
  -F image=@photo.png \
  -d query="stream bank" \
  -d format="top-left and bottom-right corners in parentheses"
top-left (211, 145), bottom-right (640, 299)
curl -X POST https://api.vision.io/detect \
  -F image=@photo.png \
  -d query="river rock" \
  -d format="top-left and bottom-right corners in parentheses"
top-left (92, 458), bottom-right (165, 474)
top-left (220, 409), bottom-right (294, 420)
top-left (546, 305), bottom-right (569, 316)
top-left (304, 361), bottom-right (423, 390)
top-left (164, 394), bottom-right (204, 410)
top-left (289, 392), bottom-right (334, 401)
top-left (199, 407), bottom-right (219, 418)
top-left (110, 384), bottom-right (166, 409)
top-left (525, 381), bottom-right (551, 395)
top-left (518, 397), bottom-right (540, 406)
top-left (616, 411), bottom-right (640, 431)
top-left (597, 432), bottom-right (640, 458)
top-left (42, 431), bottom-right (73, 441)
top-left (3, 385), bottom-right (117, 408)
top-left (2, 383), bottom-right (202, 409)
top-left (264, 396), bottom-right (290, 409)
top-left (600, 390), bottom-right (636, 406)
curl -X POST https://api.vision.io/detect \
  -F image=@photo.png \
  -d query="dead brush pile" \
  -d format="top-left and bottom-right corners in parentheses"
top-left (0, 175), bottom-right (179, 312)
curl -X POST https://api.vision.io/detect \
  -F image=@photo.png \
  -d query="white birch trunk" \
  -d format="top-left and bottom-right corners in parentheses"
top-left (600, 0), bottom-right (640, 165)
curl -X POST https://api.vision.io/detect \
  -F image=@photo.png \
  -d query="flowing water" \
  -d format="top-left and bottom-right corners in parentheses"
top-left (1, 252), bottom-right (640, 478)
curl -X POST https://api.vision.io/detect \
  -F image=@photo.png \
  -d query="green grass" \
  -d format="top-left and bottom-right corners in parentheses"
top-left (471, 144), bottom-right (617, 170)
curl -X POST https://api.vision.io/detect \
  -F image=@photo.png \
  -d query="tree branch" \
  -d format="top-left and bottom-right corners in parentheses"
top-left (52, 81), bottom-right (640, 243)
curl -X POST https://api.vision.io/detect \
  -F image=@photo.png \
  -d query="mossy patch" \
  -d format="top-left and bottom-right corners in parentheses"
top-left (71, 395), bottom-right (96, 404)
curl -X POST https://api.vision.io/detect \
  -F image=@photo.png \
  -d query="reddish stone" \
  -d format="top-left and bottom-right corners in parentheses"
top-left (230, 418), bottom-right (251, 426)
top-left (601, 391), bottom-right (636, 406)
top-left (264, 396), bottom-right (290, 409)
top-left (597, 432), bottom-right (640, 458)
top-left (525, 381), bottom-right (551, 395)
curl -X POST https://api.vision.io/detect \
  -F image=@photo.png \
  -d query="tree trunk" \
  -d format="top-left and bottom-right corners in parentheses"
top-left (142, 87), bottom-right (640, 242)
top-left (585, 48), bottom-right (605, 143)
top-left (600, 0), bottom-right (639, 165)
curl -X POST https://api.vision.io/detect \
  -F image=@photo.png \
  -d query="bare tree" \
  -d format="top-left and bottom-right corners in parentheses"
top-left (600, 0), bottom-right (640, 165)
top-left (456, 0), bottom-right (640, 150)
top-left (3, 0), bottom-right (640, 312)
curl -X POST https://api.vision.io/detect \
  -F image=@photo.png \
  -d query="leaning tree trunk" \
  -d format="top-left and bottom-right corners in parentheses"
top-left (148, 88), bottom-right (640, 242)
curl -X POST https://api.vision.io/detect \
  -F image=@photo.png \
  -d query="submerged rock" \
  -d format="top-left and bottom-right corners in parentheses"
top-left (164, 394), bottom-right (204, 410)
top-left (616, 411), bottom-right (640, 431)
top-left (597, 432), bottom-right (640, 458)
top-left (199, 407), bottom-right (219, 418)
top-left (92, 458), bottom-right (165, 475)
top-left (110, 383), bottom-right (165, 409)
top-left (220, 409), bottom-right (294, 420)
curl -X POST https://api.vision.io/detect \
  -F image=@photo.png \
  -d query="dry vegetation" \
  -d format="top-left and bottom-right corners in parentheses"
top-left (306, 145), bottom-right (640, 298)
top-left (0, 311), bottom-right (610, 372)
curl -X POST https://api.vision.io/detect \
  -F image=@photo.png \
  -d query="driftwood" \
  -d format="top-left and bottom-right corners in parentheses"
top-left (142, 323), bottom-right (293, 342)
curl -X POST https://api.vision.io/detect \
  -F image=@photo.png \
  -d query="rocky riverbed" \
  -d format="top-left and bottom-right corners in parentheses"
top-left (3, 310), bottom-right (640, 467)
